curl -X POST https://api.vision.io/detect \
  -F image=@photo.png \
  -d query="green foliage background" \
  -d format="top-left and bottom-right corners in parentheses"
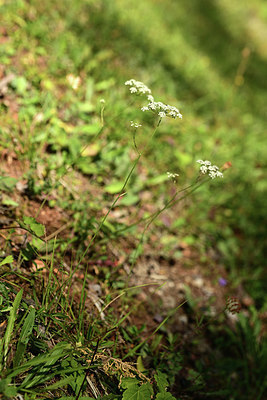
top-left (4, 0), bottom-right (266, 301)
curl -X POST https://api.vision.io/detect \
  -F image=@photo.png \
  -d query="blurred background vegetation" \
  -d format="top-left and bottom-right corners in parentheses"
top-left (3, 0), bottom-right (266, 304)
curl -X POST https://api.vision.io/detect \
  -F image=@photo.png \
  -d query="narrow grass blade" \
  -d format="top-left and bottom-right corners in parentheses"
top-left (13, 307), bottom-right (36, 367)
top-left (1, 289), bottom-right (23, 367)
top-left (7, 342), bottom-right (71, 379)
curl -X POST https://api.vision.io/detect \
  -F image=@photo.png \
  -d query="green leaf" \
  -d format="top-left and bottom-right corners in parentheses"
top-left (19, 342), bottom-right (72, 388)
top-left (146, 174), bottom-right (169, 186)
top-left (155, 371), bottom-right (169, 392)
top-left (119, 192), bottom-right (139, 206)
top-left (73, 122), bottom-right (101, 135)
top-left (122, 381), bottom-right (153, 400)
top-left (21, 216), bottom-right (45, 237)
top-left (0, 255), bottom-right (14, 266)
top-left (155, 393), bottom-right (177, 400)
top-left (1, 196), bottom-right (19, 207)
top-left (77, 102), bottom-right (95, 113)
top-left (0, 176), bottom-right (17, 191)
top-left (45, 376), bottom-right (75, 390)
top-left (137, 356), bottom-right (146, 372)
top-left (11, 76), bottom-right (28, 95)
top-left (1, 289), bottom-right (23, 366)
top-left (121, 378), bottom-right (138, 389)
top-left (0, 377), bottom-right (17, 397)
top-left (105, 181), bottom-right (124, 194)
top-left (59, 397), bottom-right (95, 400)
top-left (95, 78), bottom-right (115, 91)
top-left (8, 342), bottom-right (71, 379)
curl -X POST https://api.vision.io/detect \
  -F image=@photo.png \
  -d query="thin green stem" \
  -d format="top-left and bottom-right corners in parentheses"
top-left (126, 176), bottom-right (209, 279)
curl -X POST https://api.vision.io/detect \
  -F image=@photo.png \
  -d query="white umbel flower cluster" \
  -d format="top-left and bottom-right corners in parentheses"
top-left (197, 160), bottom-right (224, 179)
top-left (125, 79), bottom-right (182, 120)
top-left (125, 79), bottom-right (152, 95)
top-left (130, 121), bottom-right (142, 128)
top-left (141, 100), bottom-right (182, 119)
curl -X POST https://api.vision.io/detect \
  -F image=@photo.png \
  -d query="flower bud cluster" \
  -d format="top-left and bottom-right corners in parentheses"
top-left (197, 160), bottom-right (223, 179)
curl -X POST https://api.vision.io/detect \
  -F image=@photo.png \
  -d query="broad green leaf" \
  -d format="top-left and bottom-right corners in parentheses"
top-left (0, 377), bottom-right (17, 397)
top-left (120, 378), bottom-right (138, 390)
top-left (155, 371), bottom-right (169, 392)
top-left (0, 255), bottom-right (14, 266)
top-left (21, 216), bottom-right (45, 237)
top-left (155, 393), bottom-right (177, 400)
top-left (119, 192), bottom-right (139, 206)
top-left (77, 102), bottom-right (95, 113)
top-left (95, 78), bottom-right (115, 91)
top-left (146, 174), bottom-right (169, 186)
top-left (122, 381), bottom-right (153, 400)
top-left (73, 122), bottom-right (101, 135)
top-left (105, 181), bottom-right (124, 194)
top-left (60, 397), bottom-right (95, 400)
top-left (11, 76), bottom-right (28, 95)
top-left (1, 196), bottom-right (19, 207)
top-left (0, 176), bottom-right (17, 191)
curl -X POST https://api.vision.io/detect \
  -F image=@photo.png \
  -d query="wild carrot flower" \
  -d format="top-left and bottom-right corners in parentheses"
top-left (125, 79), bottom-right (182, 119)
top-left (125, 79), bottom-right (151, 95)
top-left (141, 100), bottom-right (182, 119)
top-left (197, 160), bottom-right (224, 179)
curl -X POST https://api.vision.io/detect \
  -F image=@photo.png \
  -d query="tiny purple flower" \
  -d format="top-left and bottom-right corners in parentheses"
top-left (218, 277), bottom-right (227, 287)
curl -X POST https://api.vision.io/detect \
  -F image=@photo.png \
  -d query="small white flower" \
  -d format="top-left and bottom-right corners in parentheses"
top-left (149, 102), bottom-right (157, 111)
top-left (147, 94), bottom-right (154, 102)
top-left (167, 172), bottom-right (179, 182)
top-left (142, 100), bottom-right (182, 119)
top-left (130, 121), bottom-right (142, 128)
top-left (159, 111), bottom-right (166, 118)
top-left (141, 106), bottom-right (149, 112)
top-left (200, 165), bottom-right (208, 174)
top-left (197, 160), bottom-right (223, 179)
top-left (125, 79), bottom-right (151, 95)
